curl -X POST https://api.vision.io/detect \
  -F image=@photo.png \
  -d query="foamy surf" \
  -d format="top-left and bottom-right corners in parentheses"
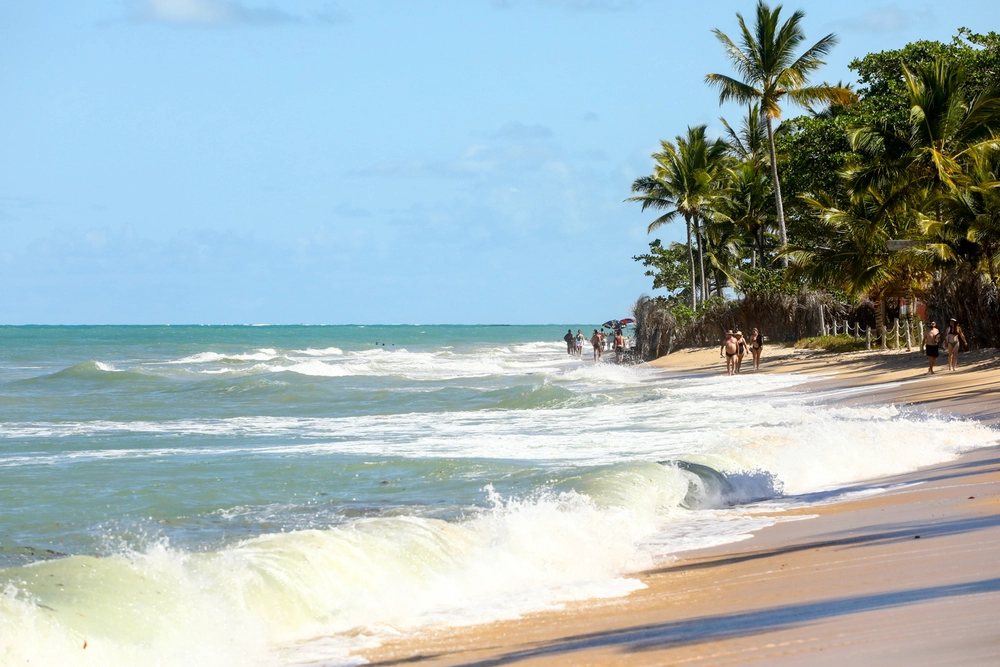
top-left (1, 325), bottom-right (997, 666)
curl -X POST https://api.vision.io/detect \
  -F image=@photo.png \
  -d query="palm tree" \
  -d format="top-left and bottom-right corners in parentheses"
top-left (787, 189), bottom-right (932, 334)
top-left (706, 1), bottom-right (855, 266)
top-left (628, 126), bottom-right (730, 309)
top-left (715, 162), bottom-right (774, 268)
top-left (935, 147), bottom-right (1000, 282)
top-left (720, 103), bottom-right (769, 168)
top-left (848, 58), bottom-right (1000, 204)
top-left (846, 57), bottom-right (1000, 291)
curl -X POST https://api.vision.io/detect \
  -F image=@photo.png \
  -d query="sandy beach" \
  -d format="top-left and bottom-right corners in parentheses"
top-left (361, 346), bottom-right (1000, 666)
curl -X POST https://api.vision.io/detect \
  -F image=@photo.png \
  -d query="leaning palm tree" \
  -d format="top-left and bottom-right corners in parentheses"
top-left (706, 1), bottom-right (855, 266)
top-left (627, 126), bottom-right (730, 309)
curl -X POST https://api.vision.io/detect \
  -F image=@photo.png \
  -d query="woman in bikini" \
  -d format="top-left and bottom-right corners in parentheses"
top-left (749, 327), bottom-right (763, 371)
top-left (944, 318), bottom-right (968, 371)
top-left (734, 331), bottom-right (747, 374)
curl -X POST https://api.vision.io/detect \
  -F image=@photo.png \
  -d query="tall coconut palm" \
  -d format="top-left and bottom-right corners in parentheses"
top-left (706, 1), bottom-right (855, 266)
top-left (628, 126), bottom-right (730, 309)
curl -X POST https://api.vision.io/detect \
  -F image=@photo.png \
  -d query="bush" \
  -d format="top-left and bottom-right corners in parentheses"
top-left (793, 335), bottom-right (867, 353)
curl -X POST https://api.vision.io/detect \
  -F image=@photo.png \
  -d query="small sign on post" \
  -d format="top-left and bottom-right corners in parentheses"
top-left (887, 240), bottom-right (922, 251)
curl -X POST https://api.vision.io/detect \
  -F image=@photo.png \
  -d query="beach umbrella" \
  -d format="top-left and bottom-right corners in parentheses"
top-left (602, 320), bottom-right (618, 328)
top-left (619, 318), bottom-right (636, 325)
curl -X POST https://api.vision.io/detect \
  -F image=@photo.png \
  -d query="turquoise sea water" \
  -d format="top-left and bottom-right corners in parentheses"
top-left (1, 325), bottom-right (996, 665)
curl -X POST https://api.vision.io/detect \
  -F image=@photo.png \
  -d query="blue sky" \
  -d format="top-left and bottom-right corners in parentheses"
top-left (2, 0), bottom-right (998, 324)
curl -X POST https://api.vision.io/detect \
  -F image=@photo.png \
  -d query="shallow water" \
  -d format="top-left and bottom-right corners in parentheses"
top-left (1, 325), bottom-right (995, 665)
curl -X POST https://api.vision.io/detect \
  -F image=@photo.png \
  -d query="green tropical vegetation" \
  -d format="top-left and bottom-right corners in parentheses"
top-left (628, 0), bottom-right (1000, 355)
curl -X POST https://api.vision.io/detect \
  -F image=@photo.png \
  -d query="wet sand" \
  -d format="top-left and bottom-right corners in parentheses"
top-left (360, 346), bottom-right (1000, 666)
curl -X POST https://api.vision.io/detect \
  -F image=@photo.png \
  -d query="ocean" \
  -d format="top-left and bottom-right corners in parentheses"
top-left (1, 325), bottom-right (995, 665)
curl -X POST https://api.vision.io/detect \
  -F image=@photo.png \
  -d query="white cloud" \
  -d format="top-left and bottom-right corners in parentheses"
top-left (129, 0), bottom-right (349, 27)
top-left (494, 0), bottom-right (647, 11)
top-left (489, 122), bottom-right (554, 141)
top-left (832, 5), bottom-right (934, 34)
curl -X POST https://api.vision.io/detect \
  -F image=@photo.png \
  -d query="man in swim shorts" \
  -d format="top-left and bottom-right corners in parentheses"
top-left (564, 330), bottom-right (574, 355)
top-left (923, 320), bottom-right (940, 374)
top-left (614, 329), bottom-right (625, 363)
top-left (590, 329), bottom-right (603, 361)
top-left (720, 330), bottom-right (739, 376)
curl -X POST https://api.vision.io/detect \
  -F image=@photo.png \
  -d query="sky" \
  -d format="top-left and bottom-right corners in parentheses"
top-left (2, 0), bottom-right (998, 324)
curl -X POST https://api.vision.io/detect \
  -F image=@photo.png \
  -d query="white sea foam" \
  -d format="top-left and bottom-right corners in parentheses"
top-left (5, 336), bottom-right (999, 667)
top-left (0, 474), bottom-right (680, 666)
top-left (296, 347), bottom-right (345, 356)
top-left (171, 349), bottom-right (281, 364)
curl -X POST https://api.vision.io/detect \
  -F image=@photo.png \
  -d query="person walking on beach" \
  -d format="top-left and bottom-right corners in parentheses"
top-left (944, 318), bottom-right (968, 371)
top-left (749, 328), bottom-right (763, 371)
top-left (923, 321), bottom-right (941, 374)
top-left (720, 330), bottom-right (739, 376)
top-left (613, 329), bottom-right (626, 364)
top-left (590, 329), bottom-right (603, 361)
top-left (564, 330), bottom-right (575, 355)
top-left (734, 331), bottom-right (747, 374)
top-left (575, 330), bottom-right (585, 357)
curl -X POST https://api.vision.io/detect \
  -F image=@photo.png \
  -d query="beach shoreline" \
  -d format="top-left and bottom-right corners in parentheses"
top-left (359, 346), bottom-right (1000, 666)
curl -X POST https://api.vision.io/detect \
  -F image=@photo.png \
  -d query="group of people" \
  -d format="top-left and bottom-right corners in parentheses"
top-left (922, 318), bottom-right (968, 373)
top-left (720, 328), bottom-right (764, 375)
top-left (716, 318), bottom-right (969, 377)
top-left (564, 328), bottom-right (626, 363)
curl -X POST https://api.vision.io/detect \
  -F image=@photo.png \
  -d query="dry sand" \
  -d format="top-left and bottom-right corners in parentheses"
top-left (360, 346), bottom-right (1000, 666)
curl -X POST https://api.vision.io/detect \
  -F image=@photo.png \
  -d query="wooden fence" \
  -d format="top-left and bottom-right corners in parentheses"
top-left (821, 318), bottom-right (925, 351)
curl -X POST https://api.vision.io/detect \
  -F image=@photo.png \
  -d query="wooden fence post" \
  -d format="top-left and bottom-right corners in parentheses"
top-left (866, 326), bottom-right (871, 350)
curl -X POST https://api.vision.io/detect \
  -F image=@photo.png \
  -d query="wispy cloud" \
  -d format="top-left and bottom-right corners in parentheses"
top-left (831, 5), bottom-right (934, 34)
top-left (353, 122), bottom-right (565, 179)
top-left (488, 122), bottom-right (554, 141)
top-left (129, 0), bottom-right (349, 27)
top-left (493, 0), bottom-right (646, 11)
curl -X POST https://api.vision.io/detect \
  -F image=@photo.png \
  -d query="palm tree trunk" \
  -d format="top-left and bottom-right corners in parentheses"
top-left (875, 291), bottom-right (885, 343)
top-left (696, 218), bottom-right (707, 305)
top-left (685, 215), bottom-right (697, 310)
top-left (759, 225), bottom-right (766, 266)
top-left (764, 116), bottom-right (788, 268)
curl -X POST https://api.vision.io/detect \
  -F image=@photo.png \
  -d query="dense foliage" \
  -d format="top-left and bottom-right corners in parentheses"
top-left (627, 2), bottom-right (1000, 355)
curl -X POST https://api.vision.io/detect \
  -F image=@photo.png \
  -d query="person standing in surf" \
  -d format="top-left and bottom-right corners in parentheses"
top-left (720, 330), bottom-right (739, 376)
top-left (923, 321), bottom-right (940, 374)
top-left (944, 318), bottom-right (967, 371)
top-left (613, 329), bottom-right (625, 363)
top-left (590, 329), bottom-right (603, 361)
top-left (563, 330), bottom-right (575, 355)
top-left (575, 330), bottom-right (585, 357)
